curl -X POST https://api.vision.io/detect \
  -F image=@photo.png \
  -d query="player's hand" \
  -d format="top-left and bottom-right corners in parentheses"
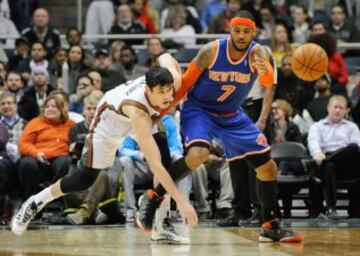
top-left (252, 54), bottom-right (268, 76)
top-left (255, 119), bottom-right (266, 131)
top-left (313, 152), bottom-right (326, 166)
top-left (177, 200), bottom-right (198, 229)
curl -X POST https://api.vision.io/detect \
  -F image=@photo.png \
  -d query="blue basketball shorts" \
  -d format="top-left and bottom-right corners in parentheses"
top-left (181, 100), bottom-right (270, 161)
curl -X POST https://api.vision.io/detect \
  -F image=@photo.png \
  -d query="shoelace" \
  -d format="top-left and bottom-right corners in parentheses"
top-left (162, 218), bottom-right (178, 235)
top-left (17, 202), bottom-right (37, 224)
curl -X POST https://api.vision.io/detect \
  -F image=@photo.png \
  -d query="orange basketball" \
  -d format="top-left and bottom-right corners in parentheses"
top-left (291, 43), bottom-right (328, 81)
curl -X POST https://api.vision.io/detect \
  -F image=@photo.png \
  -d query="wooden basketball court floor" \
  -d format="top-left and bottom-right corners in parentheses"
top-left (1, 220), bottom-right (360, 256)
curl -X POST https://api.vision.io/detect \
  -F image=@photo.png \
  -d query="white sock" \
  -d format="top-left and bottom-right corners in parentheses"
top-left (33, 186), bottom-right (56, 207)
top-left (155, 194), bottom-right (170, 224)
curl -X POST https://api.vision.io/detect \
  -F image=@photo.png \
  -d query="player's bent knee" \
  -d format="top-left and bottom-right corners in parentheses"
top-left (256, 160), bottom-right (278, 181)
top-left (186, 147), bottom-right (210, 169)
top-left (60, 166), bottom-right (100, 193)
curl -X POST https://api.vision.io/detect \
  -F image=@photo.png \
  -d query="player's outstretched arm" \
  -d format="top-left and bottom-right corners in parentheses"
top-left (160, 42), bottom-right (217, 115)
top-left (125, 105), bottom-right (198, 228)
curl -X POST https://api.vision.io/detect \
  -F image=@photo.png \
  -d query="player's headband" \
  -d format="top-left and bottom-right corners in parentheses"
top-left (230, 17), bottom-right (256, 30)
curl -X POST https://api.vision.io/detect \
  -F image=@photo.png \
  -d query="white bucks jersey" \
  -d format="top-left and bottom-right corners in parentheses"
top-left (89, 76), bottom-right (160, 146)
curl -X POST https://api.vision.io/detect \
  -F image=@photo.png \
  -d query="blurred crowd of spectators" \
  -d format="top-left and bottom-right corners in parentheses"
top-left (0, 0), bottom-right (360, 226)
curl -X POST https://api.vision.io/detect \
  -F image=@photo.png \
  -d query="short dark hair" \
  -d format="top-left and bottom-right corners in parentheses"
top-left (66, 27), bottom-right (82, 39)
top-left (5, 71), bottom-right (23, 82)
top-left (121, 44), bottom-right (138, 63)
top-left (76, 74), bottom-right (94, 87)
top-left (145, 67), bottom-right (174, 89)
top-left (234, 10), bottom-right (255, 22)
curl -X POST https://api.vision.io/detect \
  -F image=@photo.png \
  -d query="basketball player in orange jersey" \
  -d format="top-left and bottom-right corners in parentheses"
top-left (137, 10), bottom-right (303, 242)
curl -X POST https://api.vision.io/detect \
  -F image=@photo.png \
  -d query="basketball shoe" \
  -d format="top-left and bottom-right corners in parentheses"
top-left (259, 219), bottom-right (304, 242)
top-left (151, 195), bottom-right (190, 244)
top-left (151, 217), bottom-right (190, 244)
top-left (136, 189), bottom-right (164, 232)
top-left (11, 196), bottom-right (45, 235)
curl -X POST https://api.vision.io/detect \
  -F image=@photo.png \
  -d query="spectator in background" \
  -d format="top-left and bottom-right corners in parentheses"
top-left (270, 23), bottom-right (294, 67)
top-left (85, 0), bottom-right (115, 45)
top-left (208, 0), bottom-right (241, 34)
top-left (307, 74), bottom-right (332, 122)
top-left (62, 45), bottom-right (90, 94)
top-left (93, 49), bottom-right (126, 92)
top-left (160, 0), bottom-right (202, 34)
top-left (0, 91), bottom-right (27, 145)
top-left (17, 95), bottom-right (75, 200)
top-left (0, 5), bottom-right (20, 63)
top-left (18, 66), bottom-right (55, 121)
top-left (88, 70), bottom-right (102, 91)
top-left (110, 4), bottom-right (148, 46)
top-left (199, 0), bottom-right (227, 31)
top-left (66, 27), bottom-right (82, 47)
top-left (69, 75), bottom-right (95, 114)
top-left (291, 5), bottom-right (311, 44)
top-left (0, 61), bottom-right (7, 90)
top-left (274, 54), bottom-right (301, 113)
top-left (21, 8), bottom-right (60, 59)
top-left (269, 99), bottom-right (305, 218)
top-left (49, 89), bottom-right (84, 124)
top-left (307, 95), bottom-right (360, 219)
top-left (329, 4), bottom-right (360, 44)
top-left (258, 1), bottom-right (278, 41)
top-left (144, 37), bottom-right (165, 68)
top-left (5, 71), bottom-right (24, 103)
top-left (6, 37), bottom-right (31, 74)
top-left (109, 40), bottom-right (126, 72)
top-left (18, 41), bottom-right (50, 85)
top-left (161, 8), bottom-right (196, 47)
top-left (307, 32), bottom-right (348, 90)
top-left (0, 122), bottom-right (15, 224)
top-left (311, 20), bottom-right (327, 35)
top-left (65, 27), bottom-right (94, 68)
top-left (49, 48), bottom-right (68, 89)
top-left (119, 45), bottom-right (148, 81)
top-left (130, 0), bottom-right (157, 33)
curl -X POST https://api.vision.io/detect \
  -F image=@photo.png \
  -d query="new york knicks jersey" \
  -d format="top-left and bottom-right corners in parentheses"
top-left (188, 38), bottom-right (258, 114)
top-left (90, 76), bottom-right (160, 146)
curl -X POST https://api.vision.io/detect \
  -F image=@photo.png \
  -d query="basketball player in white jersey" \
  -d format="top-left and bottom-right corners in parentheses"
top-left (11, 54), bottom-right (198, 242)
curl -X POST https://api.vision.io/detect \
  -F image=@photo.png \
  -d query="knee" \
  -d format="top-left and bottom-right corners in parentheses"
top-left (256, 159), bottom-right (278, 181)
top-left (120, 156), bottom-right (134, 171)
top-left (17, 157), bottom-right (39, 176)
top-left (60, 168), bottom-right (100, 193)
top-left (186, 147), bottom-right (210, 170)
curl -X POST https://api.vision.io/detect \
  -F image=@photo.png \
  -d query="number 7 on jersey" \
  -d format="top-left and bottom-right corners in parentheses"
top-left (217, 85), bottom-right (236, 102)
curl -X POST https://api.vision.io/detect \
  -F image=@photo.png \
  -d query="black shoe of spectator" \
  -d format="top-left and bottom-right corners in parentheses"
top-left (216, 212), bottom-right (238, 227)
top-left (198, 211), bottom-right (211, 221)
top-left (215, 208), bottom-right (232, 219)
top-left (327, 208), bottom-right (339, 220)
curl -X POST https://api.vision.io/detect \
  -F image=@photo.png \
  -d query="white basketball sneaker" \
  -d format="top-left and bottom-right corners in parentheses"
top-left (11, 196), bottom-right (44, 235)
top-left (151, 217), bottom-right (190, 244)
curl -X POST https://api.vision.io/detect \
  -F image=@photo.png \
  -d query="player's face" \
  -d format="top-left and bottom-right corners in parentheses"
top-left (327, 100), bottom-right (348, 123)
top-left (230, 25), bottom-right (254, 51)
top-left (147, 84), bottom-right (174, 109)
